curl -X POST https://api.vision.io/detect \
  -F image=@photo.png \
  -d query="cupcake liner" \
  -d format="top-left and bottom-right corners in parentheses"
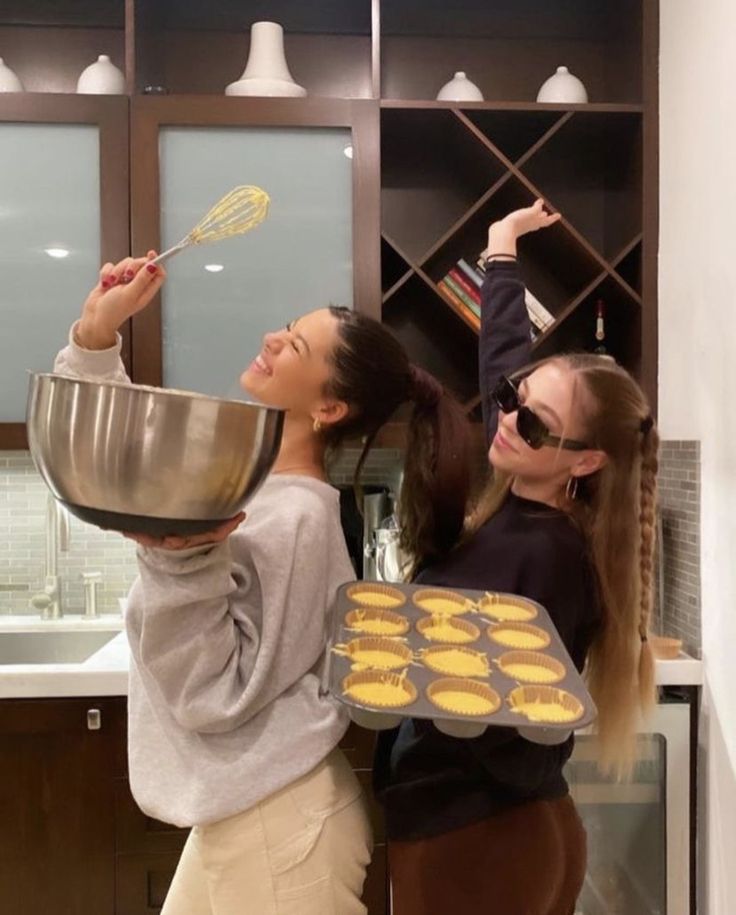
top-left (476, 592), bottom-right (538, 622)
top-left (341, 669), bottom-right (418, 709)
top-left (496, 650), bottom-right (566, 684)
top-left (345, 582), bottom-right (406, 609)
top-left (417, 615), bottom-right (481, 644)
top-left (344, 607), bottom-right (410, 637)
top-left (412, 587), bottom-right (473, 616)
top-left (488, 620), bottom-right (551, 651)
top-left (427, 677), bottom-right (501, 717)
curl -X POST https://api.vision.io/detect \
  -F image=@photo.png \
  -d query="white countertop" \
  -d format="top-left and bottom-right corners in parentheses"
top-left (0, 615), bottom-right (128, 699)
top-left (0, 613), bottom-right (704, 699)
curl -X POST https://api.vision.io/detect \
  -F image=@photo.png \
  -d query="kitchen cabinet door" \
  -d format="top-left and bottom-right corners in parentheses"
top-left (0, 696), bottom-right (125, 915)
top-left (129, 96), bottom-right (380, 390)
top-left (0, 95), bottom-right (129, 448)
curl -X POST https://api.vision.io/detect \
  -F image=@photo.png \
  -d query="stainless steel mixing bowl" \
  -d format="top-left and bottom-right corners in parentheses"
top-left (27, 373), bottom-right (284, 536)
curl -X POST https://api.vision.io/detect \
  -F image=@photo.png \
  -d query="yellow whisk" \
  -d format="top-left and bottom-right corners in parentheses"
top-left (150, 185), bottom-right (270, 265)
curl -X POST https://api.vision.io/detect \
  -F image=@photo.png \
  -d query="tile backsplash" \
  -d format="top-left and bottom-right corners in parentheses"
top-left (0, 447), bottom-right (405, 616)
top-left (0, 451), bottom-right (138, 616)
top-left (655, 440), bottom-right (702, 657)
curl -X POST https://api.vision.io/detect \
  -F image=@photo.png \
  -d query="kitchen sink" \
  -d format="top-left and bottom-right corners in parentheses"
top-left (0, 629), bottom-right (120, 665)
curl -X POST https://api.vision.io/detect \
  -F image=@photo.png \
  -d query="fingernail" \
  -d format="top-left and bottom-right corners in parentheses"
top-left (108, 273), bottom-right (117, 284)
top-left (146, 263), bottom-right (157, 275)
top-left (101, 278), bottom-right (111, 289)
top-left (124, 270), bottom-right (135, 281)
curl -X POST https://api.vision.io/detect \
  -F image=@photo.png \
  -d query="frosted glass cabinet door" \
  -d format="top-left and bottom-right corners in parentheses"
top-left (158, 126), bottom-right (354, 398)
top-left (0, 124), bottom-right (100, 422)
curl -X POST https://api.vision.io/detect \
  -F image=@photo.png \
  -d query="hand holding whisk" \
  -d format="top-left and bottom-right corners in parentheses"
top-left (149, 185), bottom-right (270, 266)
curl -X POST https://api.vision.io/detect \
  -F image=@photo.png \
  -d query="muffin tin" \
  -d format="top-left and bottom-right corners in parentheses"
top-left (324, 581), bottom-right (596, 741)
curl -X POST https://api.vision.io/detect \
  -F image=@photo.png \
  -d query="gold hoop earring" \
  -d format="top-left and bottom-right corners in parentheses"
top-left (312, 417), bottom-right (322, 433)
top-left (565, 476), bottom-right (579, 501)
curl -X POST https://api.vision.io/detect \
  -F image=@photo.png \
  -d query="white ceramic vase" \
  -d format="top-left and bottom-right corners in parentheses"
top-left (436, 71), bottom-right (483, 102)
top-left (0, 58), bottom-right (24, 92)
top-left (226, 21), bottom-right (306, 97)
top-left (536, 66), bottom-right (588, 104)
top-left (76, 55), bottom-right (125, 94)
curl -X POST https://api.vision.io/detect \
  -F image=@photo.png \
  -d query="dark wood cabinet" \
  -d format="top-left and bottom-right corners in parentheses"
top-left (0, 697), bottom-right (125, 915)
top-left (0, 0), bottom-right (658, 421)
top-left (0, 697), bottom-right (388, 914)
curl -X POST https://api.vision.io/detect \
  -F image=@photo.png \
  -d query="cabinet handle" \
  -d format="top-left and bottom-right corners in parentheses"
top-left (87, 708), bottom-right (102, 731)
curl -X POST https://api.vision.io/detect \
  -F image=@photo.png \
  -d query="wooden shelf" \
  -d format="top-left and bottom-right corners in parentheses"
top-left (381, 235), bottom-right (413, 292)
top-left (380, 100), bottom-right (645, 113)
top-left (381, 273), bottom-right (479, 402)
top-left (519, 111), bottom-right (643, 262)
top-left (380, 0), bottom-right (643, 104)
top-left (381, 107), bottom-right (507, 263)
top-left (533, 274), bottom-right (642, 372)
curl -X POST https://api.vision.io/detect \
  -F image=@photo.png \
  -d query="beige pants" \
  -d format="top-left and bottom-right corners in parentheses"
top-left (161, 749), bottom-right (373, 915)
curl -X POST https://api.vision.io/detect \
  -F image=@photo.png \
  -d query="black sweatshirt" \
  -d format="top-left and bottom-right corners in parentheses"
top-left (373, 262), bottom-right (602, 841)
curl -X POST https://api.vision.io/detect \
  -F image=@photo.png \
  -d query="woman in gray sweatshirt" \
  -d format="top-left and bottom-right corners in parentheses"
top-left (54, 252), bottom-right (473, 915)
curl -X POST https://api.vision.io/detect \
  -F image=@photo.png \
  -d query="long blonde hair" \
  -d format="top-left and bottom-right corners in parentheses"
top-left (469, 354), bottom-right (658, 776)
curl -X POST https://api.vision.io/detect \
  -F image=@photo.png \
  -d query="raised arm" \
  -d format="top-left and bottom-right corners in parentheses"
top-left (479, 200), bottom-right (560, 445)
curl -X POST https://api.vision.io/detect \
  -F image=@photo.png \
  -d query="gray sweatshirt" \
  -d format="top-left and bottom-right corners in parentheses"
top-left (55, 327), bottom-right (355, 826)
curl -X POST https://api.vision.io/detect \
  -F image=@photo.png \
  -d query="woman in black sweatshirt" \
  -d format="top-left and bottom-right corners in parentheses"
top-left (374, 201), bottom-right (658, 915)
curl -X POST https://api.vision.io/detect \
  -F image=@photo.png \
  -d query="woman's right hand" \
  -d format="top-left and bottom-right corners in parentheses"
top-left (485, 199), bottom-right (560, 260)
top-left (76, 251), bottom-right (166, 350)
top-left (122, 513), bottom-right (245, 551)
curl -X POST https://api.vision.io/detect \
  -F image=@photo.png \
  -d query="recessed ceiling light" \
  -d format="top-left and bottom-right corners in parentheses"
top-left (45, 247), bottom-right (70, 259)
top-left (204, 264), bottom-right (224, 273)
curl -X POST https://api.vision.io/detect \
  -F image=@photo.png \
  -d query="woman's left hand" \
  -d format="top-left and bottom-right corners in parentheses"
top-left (123, 512), bottom-right (245, 551)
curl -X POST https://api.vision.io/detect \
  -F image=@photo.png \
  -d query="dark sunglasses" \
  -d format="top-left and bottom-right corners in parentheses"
top-left (492, 375), bottom-right (590, 452)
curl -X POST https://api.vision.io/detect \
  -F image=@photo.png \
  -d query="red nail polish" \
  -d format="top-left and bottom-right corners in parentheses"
top-left (124, 270), bottom-right (134, 280)
top-left (146, 264), bottom-right (157, 274)
top-left (101, 278), bottom-right (111, 289)
top-left (108, 274), bottom-right (117, 284)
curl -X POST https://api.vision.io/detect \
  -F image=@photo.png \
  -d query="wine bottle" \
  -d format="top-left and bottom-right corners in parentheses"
top-left (594, 299), bottom-right (607, 354)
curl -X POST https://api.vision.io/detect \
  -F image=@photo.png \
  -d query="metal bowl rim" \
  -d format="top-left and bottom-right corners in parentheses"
top-left (29, 372), bottom-right (284, 416)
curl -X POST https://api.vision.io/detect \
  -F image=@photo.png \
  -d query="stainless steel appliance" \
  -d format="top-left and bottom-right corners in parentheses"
top-left (566, 694), bottom-right (694, 915)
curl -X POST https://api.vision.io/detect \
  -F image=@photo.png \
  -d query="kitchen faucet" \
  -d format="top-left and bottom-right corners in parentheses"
top-left (30, 494), bottom-right (70, 620)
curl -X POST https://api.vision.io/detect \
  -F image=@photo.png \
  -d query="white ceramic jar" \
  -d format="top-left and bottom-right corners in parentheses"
top-left (436, 71), bottom-right (484, 102)
top-left (226, 22), bottom-right (306, 97)
top-left (0, 58), bottom-right (24, 92)
top-left (76, 55), bottom-right (125, 95)
top-left (536, 66), bottom-right (588, 104)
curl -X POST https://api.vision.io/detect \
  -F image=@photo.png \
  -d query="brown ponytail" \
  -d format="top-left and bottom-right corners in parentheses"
top-left (323, 308), bottom-right (472, 573)
top-left (399, 366), bottom-right (473, 575)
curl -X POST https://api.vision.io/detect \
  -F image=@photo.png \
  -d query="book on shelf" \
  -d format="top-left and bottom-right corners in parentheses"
top-left (443, 276), bottom-right (480, 317)
top-left (445, 271), bottom-right (481, 311)
top-left (448, 267), bottom-right (481, 304)
top-left (438, 281), bottom-right (480, 327)
top-left (457, 258), bottom-right (485, 289)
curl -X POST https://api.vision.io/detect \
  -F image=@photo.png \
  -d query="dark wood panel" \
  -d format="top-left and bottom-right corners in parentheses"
top-left (159, 32), bottom-right (372, 98)
top-left (383, 274), bottom-right (479, 402)
top-left (381, 108), bottom-right (507, 263)
top-left (0, 0), bottom-right (124, 28)
top-left (150, 0), bottom-right (372, 34)
top-left (0, 698), bottom-right (122, 915)
top-left (115, 779), bottom-right (188, 856)
top-left (520, 112), bottom-right (643, 261)
top-left (0, 26), bottom-right (125, 93)
top-left (115, 851), bottom-right (182, 915)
